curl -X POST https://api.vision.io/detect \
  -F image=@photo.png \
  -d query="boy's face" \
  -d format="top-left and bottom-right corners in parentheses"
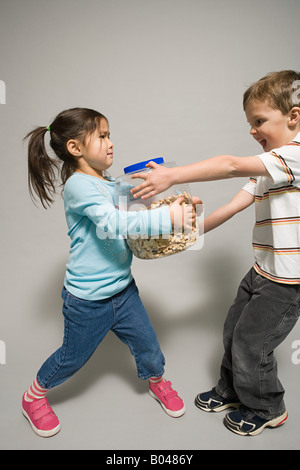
top-left (245, 100), bottom-right (297, 152)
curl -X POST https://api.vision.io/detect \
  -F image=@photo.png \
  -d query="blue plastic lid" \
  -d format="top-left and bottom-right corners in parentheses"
top-left (123, 157), bottom-right (164, 174)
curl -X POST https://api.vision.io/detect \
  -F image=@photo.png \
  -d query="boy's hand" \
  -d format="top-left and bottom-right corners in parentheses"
top-left (131, 161), bottom-right (175, 199)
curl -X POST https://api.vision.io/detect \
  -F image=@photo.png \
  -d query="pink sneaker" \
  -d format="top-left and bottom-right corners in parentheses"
top-left (149, 379), bottom-right (185, 417)
top-left (22, 393), bottom-right (60, 437)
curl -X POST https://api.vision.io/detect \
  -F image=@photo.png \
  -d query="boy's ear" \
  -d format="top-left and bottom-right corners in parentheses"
top-left (67, 139), bottom-right (83, 157)
top-left (289, 107), bottom-right (300, 127)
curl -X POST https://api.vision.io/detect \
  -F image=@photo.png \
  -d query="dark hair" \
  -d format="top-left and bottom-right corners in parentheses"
top-left (24, 107), bottom-right (108, 208)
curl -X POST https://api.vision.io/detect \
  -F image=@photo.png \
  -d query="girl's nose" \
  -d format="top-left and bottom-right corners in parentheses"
top-left (250, 126), bottom-right (256, 136)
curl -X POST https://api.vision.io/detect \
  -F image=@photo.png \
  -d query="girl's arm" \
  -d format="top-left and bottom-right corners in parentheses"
top-left (204, 189), bottom-right (255, 233)
top-left (131, 155), bottom-right (268, 199)
top-left (66, 178), bottom-right (198, 239)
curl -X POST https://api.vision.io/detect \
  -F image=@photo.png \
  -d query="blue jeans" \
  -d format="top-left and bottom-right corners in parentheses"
top-left (37, 280), bottom-right (165, 389)
top-left (216, 268), bottom-right (300, 420)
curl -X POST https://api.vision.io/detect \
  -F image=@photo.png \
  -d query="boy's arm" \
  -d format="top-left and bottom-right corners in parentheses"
top-left (204, 189), bottom-right (254, 233)
top-left (131, 155), bottom-right (268, 199)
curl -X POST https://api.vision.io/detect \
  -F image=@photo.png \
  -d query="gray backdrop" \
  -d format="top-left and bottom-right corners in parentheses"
top-left (1, 0), bottom-right (300, 450)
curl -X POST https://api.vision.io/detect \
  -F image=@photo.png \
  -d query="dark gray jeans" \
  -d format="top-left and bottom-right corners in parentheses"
top-left (216, 268), bottom-right (300, 420)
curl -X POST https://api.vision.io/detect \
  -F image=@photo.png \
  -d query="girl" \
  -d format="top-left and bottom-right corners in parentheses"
top-left (23, 107), bottom-right (196, 437)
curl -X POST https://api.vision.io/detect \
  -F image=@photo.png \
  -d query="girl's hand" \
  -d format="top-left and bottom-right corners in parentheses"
top-left (169, 196), bottom-right (202, 231)
top-left (131, 161), bottom-right (175, 199)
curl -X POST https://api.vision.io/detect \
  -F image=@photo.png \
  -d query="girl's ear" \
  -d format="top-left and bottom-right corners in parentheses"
top-left (289, 107), bottom-right (300, 127)
top-left (67, 139), bottom-right (83, 157)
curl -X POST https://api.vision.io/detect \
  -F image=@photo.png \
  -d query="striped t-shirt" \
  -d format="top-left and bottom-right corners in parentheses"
top-left (243, 132), bottom-right (300, 284)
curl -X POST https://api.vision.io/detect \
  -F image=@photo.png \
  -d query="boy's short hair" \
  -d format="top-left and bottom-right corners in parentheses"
top-left (243, 70), bottom-right (300, 114)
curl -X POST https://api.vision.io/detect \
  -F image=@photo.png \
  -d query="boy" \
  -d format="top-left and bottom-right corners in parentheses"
top-left (131, 70), bottom-right (300, 435)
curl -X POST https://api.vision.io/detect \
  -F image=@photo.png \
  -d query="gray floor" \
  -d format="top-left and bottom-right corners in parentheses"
top-left (1, 303), bottom-right (299, 451)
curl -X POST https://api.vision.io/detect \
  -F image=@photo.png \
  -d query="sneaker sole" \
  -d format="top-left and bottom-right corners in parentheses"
top-left (149, 390), bottom-right (185, 418)
top-left (22, 408), bottom-right (61, 438)
top-left (194, 396), bottom-right (240, 413)
top-left (224, 410), bottom-right (288, 436)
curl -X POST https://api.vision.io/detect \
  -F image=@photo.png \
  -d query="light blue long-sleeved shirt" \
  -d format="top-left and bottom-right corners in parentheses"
top-left (63, 172), bottom-right (171, 300)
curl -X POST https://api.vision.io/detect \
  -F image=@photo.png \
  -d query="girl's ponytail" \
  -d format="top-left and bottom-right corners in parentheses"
top-left (25, 126), bottom-right (60, 208)
top-left (24, 108), bottom-right (107, 208)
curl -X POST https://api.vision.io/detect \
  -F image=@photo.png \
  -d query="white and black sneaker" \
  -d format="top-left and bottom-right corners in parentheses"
top-left (195, 387), bottom-right (240, 412)
top-left (224, 406), bottom-right (288, 436)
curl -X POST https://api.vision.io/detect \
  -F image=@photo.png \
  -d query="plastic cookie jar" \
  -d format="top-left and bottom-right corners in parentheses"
top-left (115, 157), bottom-right (204, 259)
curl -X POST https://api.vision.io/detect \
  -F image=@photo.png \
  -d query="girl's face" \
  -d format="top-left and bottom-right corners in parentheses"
top-left (245, 100), bottom-right (297, 152)
top-left (76, 118), bottom-right (114, 178)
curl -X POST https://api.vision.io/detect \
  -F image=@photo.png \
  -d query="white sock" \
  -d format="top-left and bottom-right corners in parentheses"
top-left (25, 378), bottom-right (48, 402)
